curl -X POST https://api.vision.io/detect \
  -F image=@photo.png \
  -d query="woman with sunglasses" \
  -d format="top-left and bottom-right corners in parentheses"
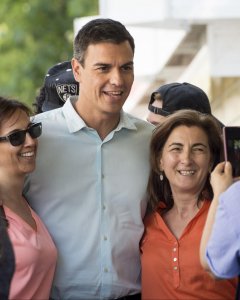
top-left (0, 96), bottom-right (57, 299)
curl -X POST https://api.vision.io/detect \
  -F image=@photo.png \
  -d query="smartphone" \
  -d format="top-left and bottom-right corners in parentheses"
top-left (223, 126), bottom-right (240, 177)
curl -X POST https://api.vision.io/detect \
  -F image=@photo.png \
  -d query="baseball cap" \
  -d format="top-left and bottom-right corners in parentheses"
top-left (148, 82), bottom-right (223, 127)
top-left (41, 61), bottom-right (79, 112)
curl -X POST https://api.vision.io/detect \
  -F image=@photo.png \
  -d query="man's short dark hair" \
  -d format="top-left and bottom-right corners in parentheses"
top-left (73, 18), bottom-right (135, 66)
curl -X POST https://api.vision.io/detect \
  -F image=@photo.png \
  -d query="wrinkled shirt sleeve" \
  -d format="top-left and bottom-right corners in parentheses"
top-left (206, 181), bottom-right (240, 278)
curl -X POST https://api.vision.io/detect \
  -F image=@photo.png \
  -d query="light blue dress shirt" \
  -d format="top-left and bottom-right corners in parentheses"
top-left (206, 181), bottom-right (240, 278)
top-left (25, 97), bottom-right (154, 299)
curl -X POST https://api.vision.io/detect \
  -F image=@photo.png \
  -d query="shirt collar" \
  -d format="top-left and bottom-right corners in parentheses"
top-left (114, 110), bottom-right (137, 132)
top-left (62, 96), bottom-right (138, 133)
top-left (62, 96), bottom-right (86, 133)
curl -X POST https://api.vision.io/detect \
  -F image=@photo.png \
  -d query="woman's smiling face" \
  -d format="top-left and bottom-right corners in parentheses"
top-left (0, 109), bottom-right (38, 178)
top-left (160, 125), bottom-right (212, 195)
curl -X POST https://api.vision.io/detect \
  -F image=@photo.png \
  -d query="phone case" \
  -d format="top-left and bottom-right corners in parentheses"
top-left (223, 126), bottom-right (240, 177)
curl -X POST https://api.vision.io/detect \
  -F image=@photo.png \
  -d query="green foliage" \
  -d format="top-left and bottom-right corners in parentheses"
top-left (0, 0), bottom-right (98, 109)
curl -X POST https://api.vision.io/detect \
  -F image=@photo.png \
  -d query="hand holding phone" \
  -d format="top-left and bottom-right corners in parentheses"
top-left (223, 126), bottom-right (240, 177)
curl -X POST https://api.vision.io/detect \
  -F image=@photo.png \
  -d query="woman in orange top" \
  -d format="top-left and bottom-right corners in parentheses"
top-left (0, 96), bottom-right (57, 299)
top-left (141, 110), bottom-right (237, 300)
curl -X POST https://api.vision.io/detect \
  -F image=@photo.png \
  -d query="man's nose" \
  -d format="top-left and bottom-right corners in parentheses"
top-left (109, 69), bottom-right (123, 86)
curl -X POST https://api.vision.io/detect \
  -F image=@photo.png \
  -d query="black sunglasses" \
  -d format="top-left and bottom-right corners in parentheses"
top-left (0, 122), bottom-right (42, 146)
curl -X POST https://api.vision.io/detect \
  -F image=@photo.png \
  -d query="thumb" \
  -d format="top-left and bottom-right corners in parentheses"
top-left (224, 161), bottom-right (232, 175)
top-left (212, 161), bottom-right (225, 174)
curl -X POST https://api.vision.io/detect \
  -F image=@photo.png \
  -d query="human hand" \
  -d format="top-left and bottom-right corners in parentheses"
top-left (210, 161), bottom-right (233, 197)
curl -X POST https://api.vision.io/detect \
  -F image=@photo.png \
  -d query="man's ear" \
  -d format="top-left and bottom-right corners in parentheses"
top-left (71, 58), bottom-right (81, 83)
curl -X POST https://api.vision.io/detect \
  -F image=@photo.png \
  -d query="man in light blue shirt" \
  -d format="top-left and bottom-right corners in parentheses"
top-left (25, 18), bottom-right (153, 300)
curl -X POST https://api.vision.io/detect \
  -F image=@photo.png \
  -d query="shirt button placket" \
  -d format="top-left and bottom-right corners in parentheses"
top-left (99, 143), bottom-right (109, 297)
top-left (172, 241), bottom-right (180, 288)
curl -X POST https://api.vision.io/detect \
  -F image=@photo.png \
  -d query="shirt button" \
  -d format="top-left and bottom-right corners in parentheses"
top-left (173, 257), bottom-right (177, 262)
top-left (102, 174), bottom-right (104, 179)
top-left (103, 204), bottom-right (106, 210)
top-left (173, 266), bottom-right (178, 270)
top-left (103, 236), bottom-right (107, 241)
top-left (173, 248), bottom-right (177, 252)
top-left (104, 267), bottom-right (108, 273)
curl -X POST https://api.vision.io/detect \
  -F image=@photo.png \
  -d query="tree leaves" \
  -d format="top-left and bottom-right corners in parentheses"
top-left (0, 0), bottom-right (98, 110)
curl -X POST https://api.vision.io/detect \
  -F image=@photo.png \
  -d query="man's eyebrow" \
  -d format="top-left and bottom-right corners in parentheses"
top-left (123, 61), bottom-right (134, 67)
top-left (93, 62), bottom-right (110, 67)
top-left (93, 61), bottom-right (134, 67)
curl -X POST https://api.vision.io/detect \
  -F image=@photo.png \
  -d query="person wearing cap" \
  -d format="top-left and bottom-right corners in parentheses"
top-left (33, 61), bottom-right (79, 114)
top-left (147, 82), bottom-right (223, 127)
top-left (140, 109), bottom-right (237, 300)
top-left (24, 18), bottom-right (153, 300)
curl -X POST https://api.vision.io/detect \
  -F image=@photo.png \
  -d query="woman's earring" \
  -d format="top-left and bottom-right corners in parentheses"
top-left (159, 171), bottom-right (164, 181)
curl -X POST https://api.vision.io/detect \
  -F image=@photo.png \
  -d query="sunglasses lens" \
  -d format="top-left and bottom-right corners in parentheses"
top-left (1, 123), bottom-right (42, 147)
top-left (9, 131), bottom-right (25, 146)
top-left (8, 123), bottom-right (41, 146)
top-left (29, 123), bottom-right (42, 139)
